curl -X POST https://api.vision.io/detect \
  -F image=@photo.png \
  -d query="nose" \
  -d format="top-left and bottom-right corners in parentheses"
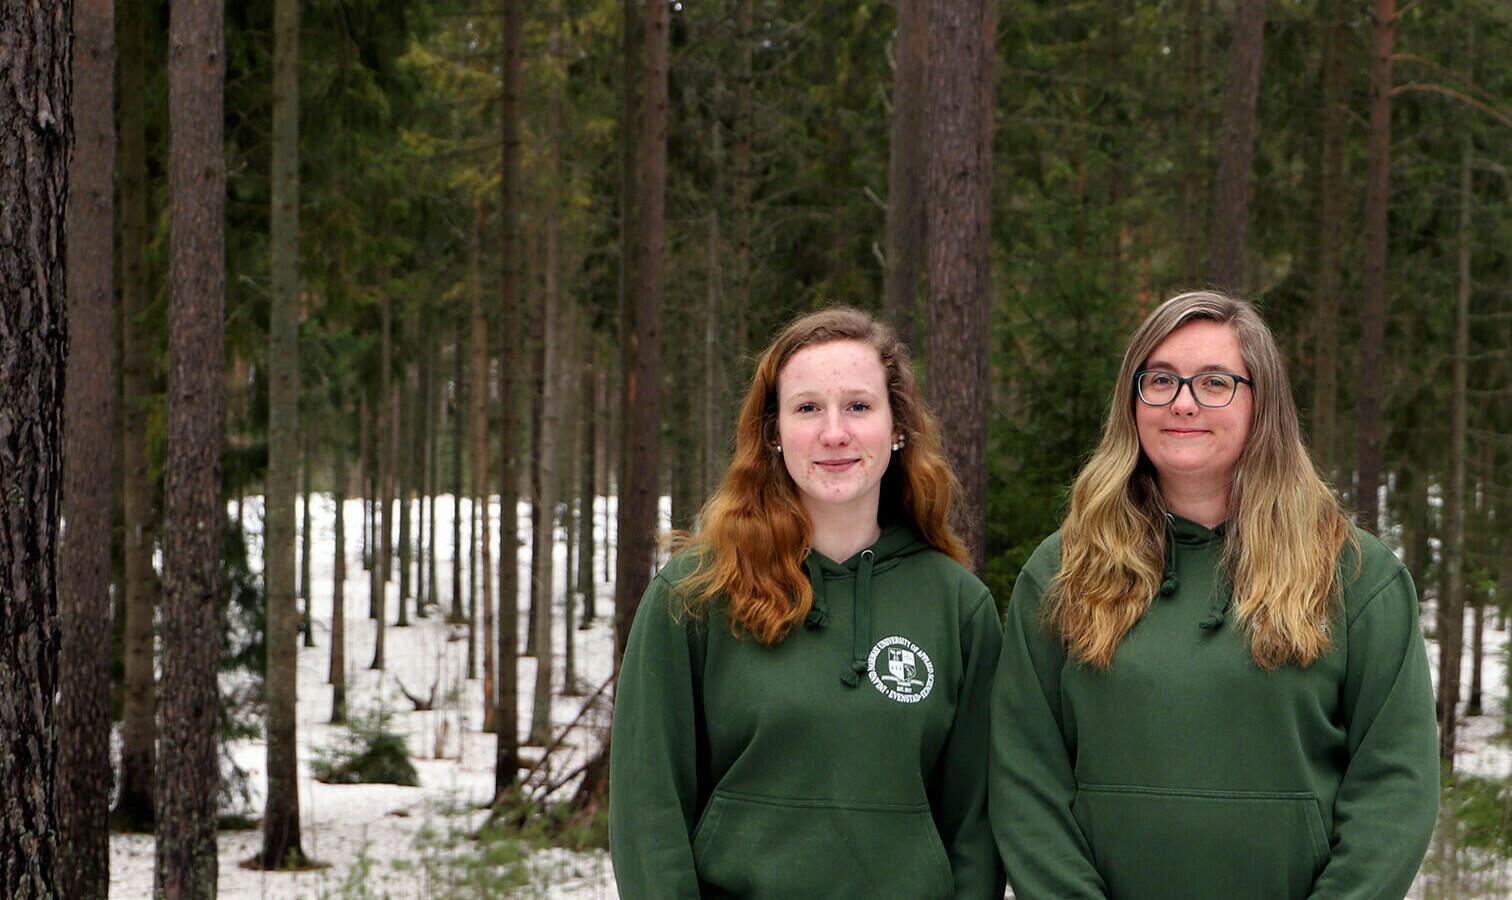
top-left (820, 409), bottom-right (850, 444)
top-left (1169, 380), bottom-right (1200, 415)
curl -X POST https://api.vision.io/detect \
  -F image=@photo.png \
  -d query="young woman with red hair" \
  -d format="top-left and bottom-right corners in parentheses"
top-left (609, 307), bottom-right (1005, 899)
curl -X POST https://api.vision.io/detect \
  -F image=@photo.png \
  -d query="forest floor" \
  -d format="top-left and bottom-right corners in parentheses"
top-left (107, 496), bottom-right (1512, 898)
top-left (110, 496), bottom-right (620, 898)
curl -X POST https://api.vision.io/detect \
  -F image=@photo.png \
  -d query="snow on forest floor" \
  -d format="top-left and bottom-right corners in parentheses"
top-left (110, 495), bottom-right (623, 899)
top-left (108, 495), bottom-right (1512, 898)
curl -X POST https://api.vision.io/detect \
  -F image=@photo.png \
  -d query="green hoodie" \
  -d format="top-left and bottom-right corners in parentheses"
top-left (609, 524), bottom-right (1006, 899)
top-left (990, 515), bottom-right (1439, 900)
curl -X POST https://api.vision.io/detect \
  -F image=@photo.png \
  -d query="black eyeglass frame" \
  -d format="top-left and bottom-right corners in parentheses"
top-left (1133, 369), bottom-right (1254, 408)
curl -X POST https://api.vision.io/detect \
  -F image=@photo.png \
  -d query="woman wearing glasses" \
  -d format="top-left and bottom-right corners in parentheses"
top-left (990, 292), bottom-right (1438, 899)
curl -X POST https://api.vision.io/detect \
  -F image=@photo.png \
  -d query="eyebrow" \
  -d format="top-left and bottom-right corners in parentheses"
top-left (1143, 360), bottom-right (1243, 373)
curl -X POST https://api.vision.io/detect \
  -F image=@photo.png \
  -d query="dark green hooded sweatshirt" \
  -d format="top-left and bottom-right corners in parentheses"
top-left (990, 515), bottom-right (1439, 900)
top-left (609, 524), bottom-right (1006, 899)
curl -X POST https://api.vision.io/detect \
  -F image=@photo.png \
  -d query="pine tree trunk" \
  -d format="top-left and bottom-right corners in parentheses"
top-left (883, 0), bottom-right (925, 348)
top-left (0, 0), bottom-right (68, 885)
top-left (617, 0), bottom-right (669, 665)
top-left (577, 360), bottom-right (597, 621)
top-left (1178, 0), bottom-right (1205, 280)
top-left (532, 47), bottom-right (566, 742)
top-left (426, 333), bottom-right (440, 615)
top-left (116, 0), bottom-right (157, 831)
top-left (925, 0), bottom-right (995, 572)
top-left (261, 0), bottom-right (306, 862)
top-left (58, 0), bottom-right (115, 892)
top-left (471, 198), bottom-right (496, 731)
top-left (1208, 0), bottom-right (1266, 293)
top-left (397, 363), bottom-right (414, 627)
top-left (1356, 0), bottom-right (1393, 532)
top-left (331, 409), bottom-right (348, 723)
top-left (373, 286), bottom-right (395, 668)
top-left (158, 0), bottom-right (225, 888)
top-left (301, 424), bottom-right (316, 647)
top-left (452, 306), bottom-right (466, 624)
top-left (361, 391), bottom-right (372, 571)
top-left (1310, 0), bottom-right (1348, 475)
top-left (1438, 125), bottom-right (1472, 763)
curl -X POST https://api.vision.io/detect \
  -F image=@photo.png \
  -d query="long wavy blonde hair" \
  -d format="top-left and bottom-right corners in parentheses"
top-left (1048, 291), bottom-right (1356, 670)
top-left (675, 307), bottom-right (969, 645)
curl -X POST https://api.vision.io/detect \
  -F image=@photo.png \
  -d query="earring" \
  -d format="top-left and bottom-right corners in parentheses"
top-left (774, 444), bottom-right (783, 454)
top-left (891, 434), bottom-right (906, 452)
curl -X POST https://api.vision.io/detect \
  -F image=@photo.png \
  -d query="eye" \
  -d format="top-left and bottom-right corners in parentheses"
top-left (1147, 372), bottom-right (1177, 387)
top-left (1199, 374), bottom-right (1234, 389)
top-left (847, 401), bottom-right (871, 412)
top-left (795, 402), bottom-right (819, 413)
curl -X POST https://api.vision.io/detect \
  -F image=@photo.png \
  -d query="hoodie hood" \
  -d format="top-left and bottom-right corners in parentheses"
top-left (802, 524), bottom-right (933, 687)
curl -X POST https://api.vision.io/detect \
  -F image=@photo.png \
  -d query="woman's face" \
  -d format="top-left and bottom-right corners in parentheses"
top-left (1134, 320), bottom-right (1254, 497)
top-left (776, 339), bottom-right (896, 524)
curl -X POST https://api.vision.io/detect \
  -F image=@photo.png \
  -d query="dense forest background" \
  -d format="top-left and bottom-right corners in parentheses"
top-left (2, 0), bottom-right (1511, 895)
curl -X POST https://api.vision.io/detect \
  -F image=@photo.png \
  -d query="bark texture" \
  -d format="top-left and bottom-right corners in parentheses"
top-left (0, 0), bottom-right (70, 895)
top-left (59, 0), bottom-right (115, 894)
top-left (496, 0), bottom-right (524, 799)
top-left (1356, 0), bottom-right (1393, 532)
top-left (883, 0), bottom-right (925, 348)
top-left (925, 0), bottom-right (995, 572)
top-left (1208, 0), bottom-right (1267, 292)
top-left (157, 0), bottom-right (225, 892)
top-left (260, 0), bottom-right (304, 865)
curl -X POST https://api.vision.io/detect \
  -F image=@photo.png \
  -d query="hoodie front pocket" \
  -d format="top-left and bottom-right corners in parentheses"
top-left (1073, 783), bottom-right (1329, 900)
top-left (691, 790), bottom-right (952, 900)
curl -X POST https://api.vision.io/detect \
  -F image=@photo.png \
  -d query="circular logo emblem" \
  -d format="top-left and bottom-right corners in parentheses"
top-left (867, 636), bottom-right (935, 703)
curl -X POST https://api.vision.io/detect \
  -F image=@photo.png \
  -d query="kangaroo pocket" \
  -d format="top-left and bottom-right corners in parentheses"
top-left (691, 789), bottom-right (953, 900)
top-left (1073, 783), bottom-right (1330, 900)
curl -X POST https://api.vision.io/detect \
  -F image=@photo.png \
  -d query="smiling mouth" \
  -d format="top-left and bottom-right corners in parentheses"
top-left (1163, 429), bottom-right (1208, 437)
top-left (815, 459), bottom-right (860, 471)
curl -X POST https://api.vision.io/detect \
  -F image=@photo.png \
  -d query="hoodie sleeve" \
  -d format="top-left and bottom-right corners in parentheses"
top-left (930, 590), bottom-right (1008, 900)
top-left (1307, 553), bottom-right (1439, 900)
top-left (990, 552), bottom-right (1110, 899)
top-left (608, 574), bottom-right (706, 900)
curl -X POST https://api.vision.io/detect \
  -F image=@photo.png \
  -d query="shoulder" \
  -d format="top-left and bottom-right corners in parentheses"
top-left (1340, 526), bottom-right (1415, 624)
top-left (1018, 530), bottom-right (1065, 593)
top-left (897, 546), bottom-right (994, 612)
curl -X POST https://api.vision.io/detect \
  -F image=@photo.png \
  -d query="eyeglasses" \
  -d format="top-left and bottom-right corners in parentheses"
top-left (1134, 370), bottom-right (1253, 408)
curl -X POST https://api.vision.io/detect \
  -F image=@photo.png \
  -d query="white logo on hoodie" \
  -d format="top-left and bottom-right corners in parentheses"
top-left (866, 636), bottom-right (935, 703)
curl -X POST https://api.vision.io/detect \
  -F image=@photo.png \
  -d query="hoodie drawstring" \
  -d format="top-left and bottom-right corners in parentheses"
top-left (803, 554), bottom-right (829, 629)
top-left (840, 549), bottom-right (875, 688)
top-left (1164, 514), bottom-right (1229, 631)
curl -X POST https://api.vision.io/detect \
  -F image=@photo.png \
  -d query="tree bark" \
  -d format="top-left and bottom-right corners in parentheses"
top-left (330, 408), bottom-right (348, 723)
top-left (158, 0), bottom-right (225, 890)
top-left (1309, 0), bottom-right (1348, 475)
top-left (925, 0), bottom-right (995, 572)
top-left (115, 0), bottom-right (157, 832)
top-left (1178, 0), bottom-right (1206, 280)
top-left (0, 0), bottom-right (69, 895)
top-left (532, 19), bottom-right (566, 740)
top-left (883, 0), bottom-right (925, 348)
top-left (1356, 0), bottom-right (1393, 532)
top-left (496, 0), bottom-right (525, 799)
top-left (1208, 0), bottom-right (1267, 293)
top-left (260, 0), bottom-right (305, 865)
top-left (617, 0), bottom-right (668, 666)
top-left (300, 426), bottom-right (315, 646)
top-left (58, 0), bottom-right (114, 893)
top-left (1438, 123), bottom-right (1472, 764)
top-left (577, 359), bottom-right (597, 622)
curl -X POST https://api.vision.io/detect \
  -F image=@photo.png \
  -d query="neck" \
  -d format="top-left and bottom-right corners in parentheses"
top-left (806, 505), bottom-right (882, 563)
top-left (1159, 476), bottom-right (1231, 529)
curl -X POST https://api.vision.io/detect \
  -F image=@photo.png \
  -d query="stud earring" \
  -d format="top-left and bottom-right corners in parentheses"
top-left (891, 434), bottom-right (906, 452)
top-left (774, 443), bottom-right (783, 454)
